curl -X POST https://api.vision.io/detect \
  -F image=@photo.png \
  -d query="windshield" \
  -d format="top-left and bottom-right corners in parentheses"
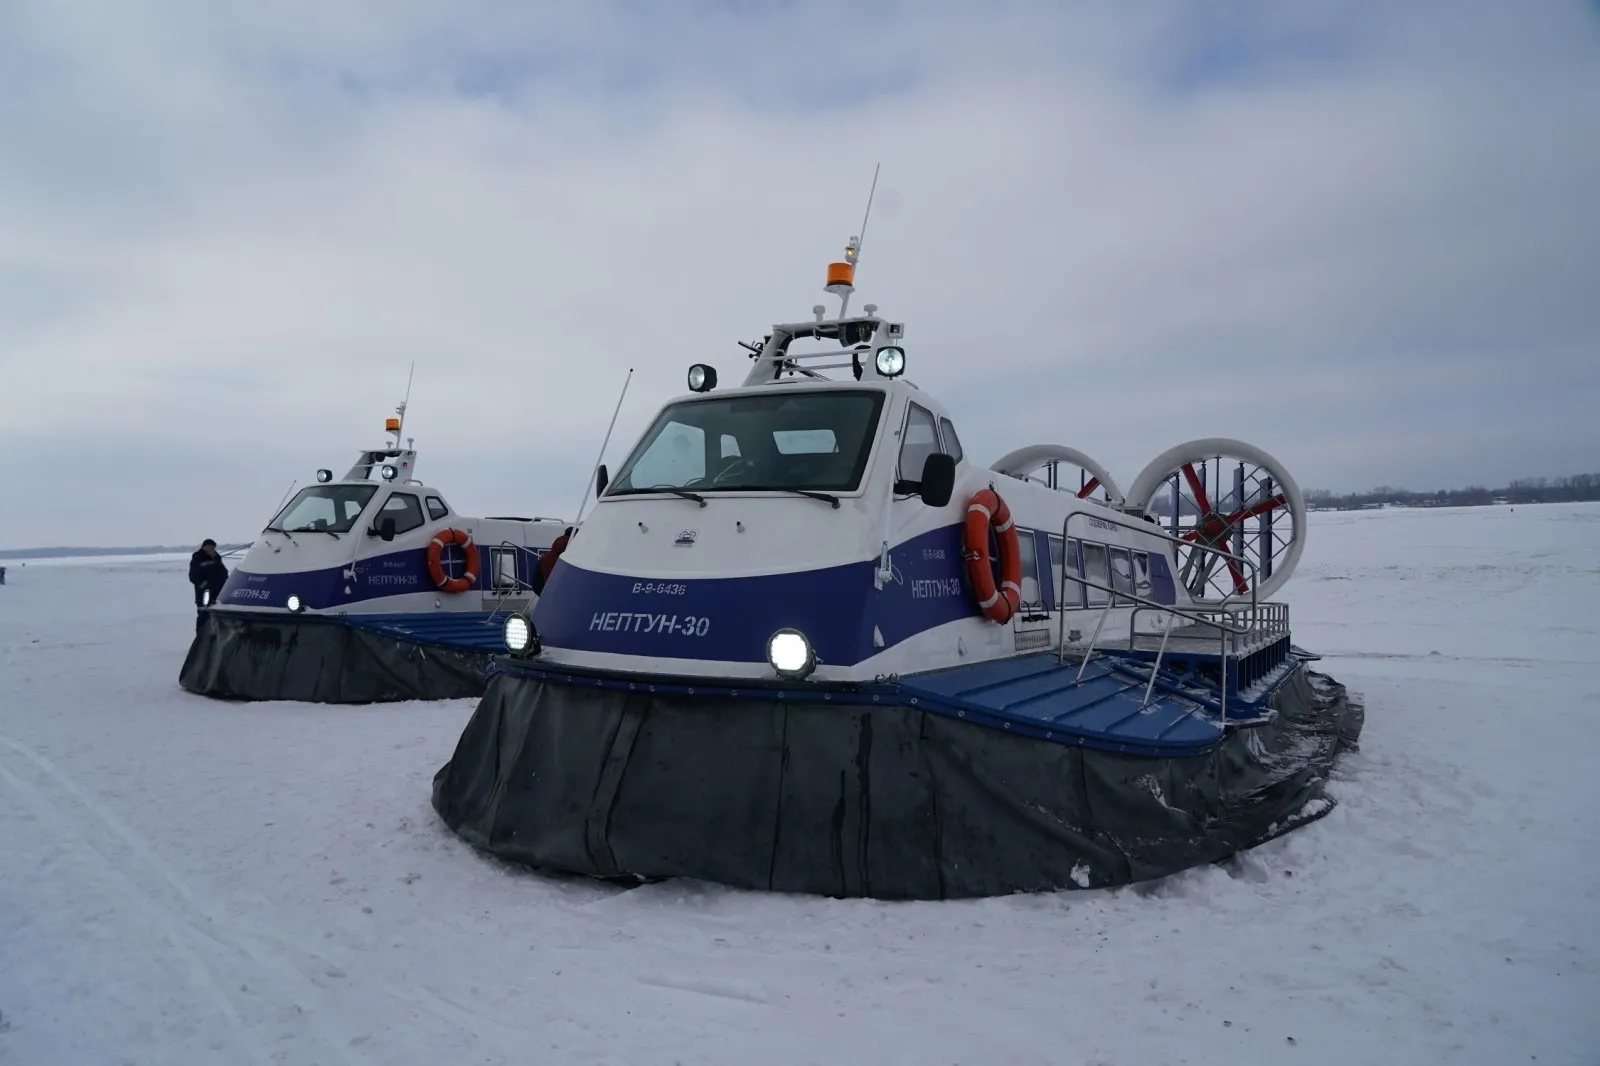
top-left (608, 389), bottom-right (886, 496)
top-left (267, 484), bottom-right (379, 534)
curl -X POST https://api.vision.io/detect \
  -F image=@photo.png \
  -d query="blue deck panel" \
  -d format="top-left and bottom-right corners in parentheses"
top-left (899, 652), bottom-right (1224, 756)
top-left (342, 611), bottom-right (508, 652)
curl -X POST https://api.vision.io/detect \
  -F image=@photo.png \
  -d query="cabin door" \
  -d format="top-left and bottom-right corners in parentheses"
top-left (1010, 528), bottom-right (1055, 652)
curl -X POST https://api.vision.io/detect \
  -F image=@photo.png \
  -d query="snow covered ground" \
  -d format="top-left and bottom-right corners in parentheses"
top-left (2, 504), bottom-right (1597, 1065)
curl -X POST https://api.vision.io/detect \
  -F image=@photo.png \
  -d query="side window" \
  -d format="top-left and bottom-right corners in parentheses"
top-left (898, 403), bottom-right (939, 481)
top-left (938, 418), bottom-right (964, 464)
top-left (1082, 542), bottom-right (1110, 605)
top-left (491, 547), bottom-right (520, 590)
top-left (1016, 529), bottom-right (1040, 606)
top-left (1133, 551), bottom-right (1152, 598)
top-left (379, 493), bottom-right (425, 536)
top-left (1051, 535), bottom-right (1084, 609)
top-left (1108, 546), bottom-right (1134, 601)
top-left (425, 496), bottom-right (449, 521)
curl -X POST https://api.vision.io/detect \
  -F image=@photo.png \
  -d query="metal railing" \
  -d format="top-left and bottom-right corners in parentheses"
top-left (482, 539), bottom-right (542, 626)
top-left (1064, 508), bottom-right (1262, 623)
top-left (1127, 601), bottom-right (1290, 662)
top-left (1054, 510), bottom-right (1270, 724)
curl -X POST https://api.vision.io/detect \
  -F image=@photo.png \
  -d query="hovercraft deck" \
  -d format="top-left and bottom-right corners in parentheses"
top-left (344, 611), bottom-right (524, 653)
top-left (894, 654), bottom-right (1225, 756)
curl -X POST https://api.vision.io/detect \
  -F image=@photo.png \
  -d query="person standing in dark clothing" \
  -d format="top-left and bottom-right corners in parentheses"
top-left (189, 539), bottom-right (229, 628)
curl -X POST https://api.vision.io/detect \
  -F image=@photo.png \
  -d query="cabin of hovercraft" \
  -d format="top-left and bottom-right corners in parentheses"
top-left (213, 410), bottom-right (567, 622)
top-left (496, 230), bottom-right (1310, 772)
top-left (518, 247), bottom-right (1253, 688)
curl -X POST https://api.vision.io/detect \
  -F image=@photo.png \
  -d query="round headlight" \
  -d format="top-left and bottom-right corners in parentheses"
top-left (380, 464), bottom-right (398, 481)
top-left (286, 593), bottom-right (303, 612)
top-left (316, 468), bottom-right (333, 483)
top-left (505, 615), bottom-right (531, 653)
top-left (874, 346), bottom-right (906, 378)
top-left (687, 363), bottom-right (718, 392)
top-left (766, 628), bottom-right (816, 680)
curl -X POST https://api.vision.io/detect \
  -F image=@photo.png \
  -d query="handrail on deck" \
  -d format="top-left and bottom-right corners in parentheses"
top-left (1062, 508), bottom-right (1260, 620)
top-left (1056, 510), bottom-right (1268, 723)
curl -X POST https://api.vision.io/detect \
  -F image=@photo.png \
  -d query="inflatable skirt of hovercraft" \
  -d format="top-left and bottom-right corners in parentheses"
top-left (180, 611), bottom-right (491, 704)
top-left (430, 662), bottom-right (1365, 898)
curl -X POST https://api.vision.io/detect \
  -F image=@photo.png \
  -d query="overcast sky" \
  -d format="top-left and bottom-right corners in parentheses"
top-left (3, 0), bottom-right (1597, 548)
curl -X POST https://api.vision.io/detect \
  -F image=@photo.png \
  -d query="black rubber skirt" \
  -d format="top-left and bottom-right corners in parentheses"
top-left (180, 610), bottom-right (491, 704)
top-left (430, 660), bottom-right (1365, 898)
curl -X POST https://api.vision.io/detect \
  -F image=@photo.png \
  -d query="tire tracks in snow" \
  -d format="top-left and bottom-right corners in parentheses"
top-left (0, 733), bottom-right (560, 1061)
top-left (0, 736), bottom-right (276, 1066)
top-left (0, 733), bottom-right (378, 1066)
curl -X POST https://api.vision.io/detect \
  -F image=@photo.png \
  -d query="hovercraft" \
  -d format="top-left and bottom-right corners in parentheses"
top-left (181, 402), bottom-right (569, 704)
top-left (431, 234), bottom-right (1364, 898)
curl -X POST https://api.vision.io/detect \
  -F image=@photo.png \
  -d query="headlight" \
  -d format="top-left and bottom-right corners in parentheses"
top-left (766, 628), bottom-right (816, 680)
top-left (380, 464), bottom-right (398, 481)
top-left (504, 615), bottom-right (540, 657)
top-left (286, 594), bottom-right (304, 612)
top-left (316, 468), bottom-right (333, 483)
top-left (505, 615), bottom-right (531, 652)
top-left (687, 363), bottom-right (718, 392)
top-left (874, 346), bottom-right (906, 378)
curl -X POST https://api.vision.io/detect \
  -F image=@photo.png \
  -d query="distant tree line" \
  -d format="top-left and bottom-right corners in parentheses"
top-left (1304, 473), bottom-right (1600, 511)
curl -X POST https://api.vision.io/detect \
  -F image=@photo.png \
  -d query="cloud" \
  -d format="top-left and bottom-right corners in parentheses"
top-left (1, 0), bottom-right (1597, 546)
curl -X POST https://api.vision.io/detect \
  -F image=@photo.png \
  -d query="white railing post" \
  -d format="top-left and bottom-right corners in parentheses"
top-left (1142, 613), bottom-right (1175, 709)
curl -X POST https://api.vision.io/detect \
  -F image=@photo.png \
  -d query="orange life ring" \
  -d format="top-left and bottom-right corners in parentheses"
top-left (962, 487), bottom-right (1022, 624)
top-left (426, 528), bottom-right (479, 594)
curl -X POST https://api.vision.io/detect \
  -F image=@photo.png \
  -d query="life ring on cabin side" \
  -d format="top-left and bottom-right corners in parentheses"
top-left (962, 487), bottom-right (1022, 624)
top-left (426, 528), bottom-right (479, 594)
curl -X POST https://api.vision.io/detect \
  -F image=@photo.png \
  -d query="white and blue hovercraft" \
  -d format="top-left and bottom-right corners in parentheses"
top-left (432, 235), bottom-right (1364, 898)
top-left (181, 403), bottom-right (569, 704)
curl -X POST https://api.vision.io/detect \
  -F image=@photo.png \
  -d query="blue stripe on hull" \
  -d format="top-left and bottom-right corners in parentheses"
top-left (217, 544), bottom-right (544, 611)
top-left (533, 524), bottom-right (974, 668)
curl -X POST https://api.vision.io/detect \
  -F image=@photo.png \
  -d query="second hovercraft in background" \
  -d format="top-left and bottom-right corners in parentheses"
top-left (181, 401), bottom-right (569, 704)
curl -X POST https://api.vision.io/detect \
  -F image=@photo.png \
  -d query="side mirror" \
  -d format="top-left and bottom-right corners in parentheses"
top-left (378, 517), bottom-right (396, 542)
top-left (919, 453), bottom-right (957, 508)
top-left (595, 463), bottom-right (609, 497)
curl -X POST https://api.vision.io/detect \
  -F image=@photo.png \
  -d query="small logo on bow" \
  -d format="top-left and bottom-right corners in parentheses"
top-left (674, 529), bottom-right (698, 547)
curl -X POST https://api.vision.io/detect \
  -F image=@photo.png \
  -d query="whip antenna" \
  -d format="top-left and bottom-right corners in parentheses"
top-left (833, 163), bottom-right (880, 320)
top-left (575, 367), bottom-right (634, 524)
top-left (856, 162), bottom-right (881, 267)
top-left (391, 361), bottom-right (416, 447)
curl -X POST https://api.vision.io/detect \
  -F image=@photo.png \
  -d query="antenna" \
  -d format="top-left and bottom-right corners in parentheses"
top-left (574, 367), bottom-right (634, 524)
top-left (273, 479), bottom-right (297, 513)
top-left (391, 361), bottom-right (416, 447)
top-left (856, 162), bottom-right (881, 267)
top-left (834, 163), bottom-right (880, 320)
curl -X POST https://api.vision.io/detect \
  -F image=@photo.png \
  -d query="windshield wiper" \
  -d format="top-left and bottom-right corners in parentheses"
top-left (661, 488), bottom-right (707, 507)
top-left (773, 488), bottom-right (840, 509)
top-left (286, 527), bottom-right (341, 538)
